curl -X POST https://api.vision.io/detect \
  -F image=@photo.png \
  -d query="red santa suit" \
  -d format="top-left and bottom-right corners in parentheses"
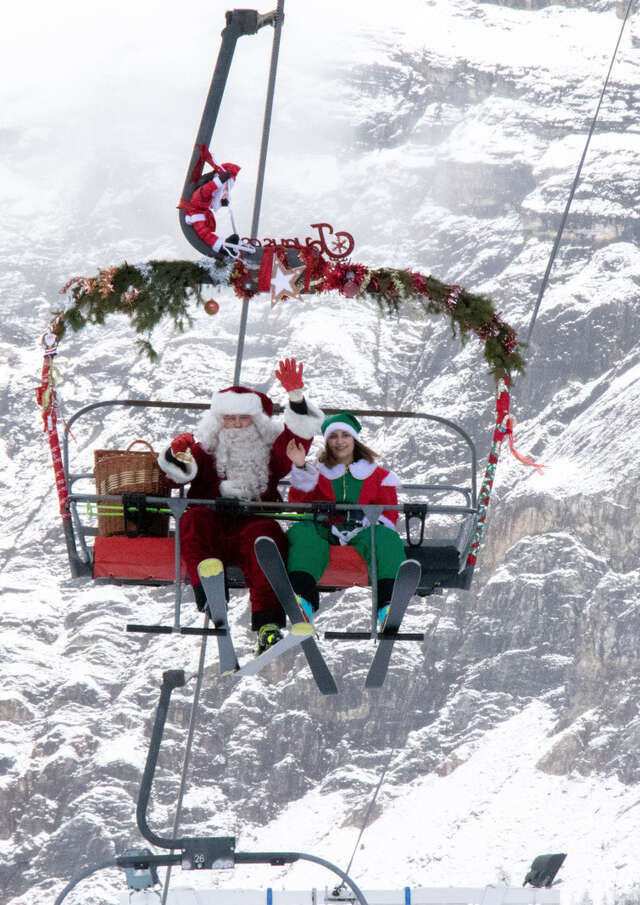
top-left (178, 162), bottom-right (240, 252)
top-left (158, 385), bottom-right (324, 630)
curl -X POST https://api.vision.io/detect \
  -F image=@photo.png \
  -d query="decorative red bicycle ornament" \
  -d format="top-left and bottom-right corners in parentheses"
top-left (244, 222), bottom-right (355, 261)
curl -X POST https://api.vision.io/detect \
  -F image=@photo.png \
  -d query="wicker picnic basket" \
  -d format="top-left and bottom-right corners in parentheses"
top-left (94, 440), bottom-right (169, 537)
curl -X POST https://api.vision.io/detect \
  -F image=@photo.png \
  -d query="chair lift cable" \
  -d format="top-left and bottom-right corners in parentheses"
top-left (233, 0), bottom-right (286, 386)
top-left (343, 745), bottom-right (395, 880)
top-left (161, 9), bottom-right (285, 895)
top-left (462, 0), bottom-right (635, 565)
top-left (341, 2), bottom-right (635, 873)
top-left (53, 859), bottom-right (122, 905)
top-left (341, 617), bottom-right (441, 881)
top-left (161, 618), bottom-right (211, 905)
top-left (525, 0), bottom-right (634, 346)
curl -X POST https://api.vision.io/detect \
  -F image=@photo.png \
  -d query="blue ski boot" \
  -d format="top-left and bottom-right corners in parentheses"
top-left (377, 604), bottom-right (390, 632)
top-left (296, 596), bottom-right (314, 624)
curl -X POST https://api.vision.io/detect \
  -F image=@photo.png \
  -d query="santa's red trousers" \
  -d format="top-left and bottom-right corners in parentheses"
top-left (180, 506), bottom-right (288, 630)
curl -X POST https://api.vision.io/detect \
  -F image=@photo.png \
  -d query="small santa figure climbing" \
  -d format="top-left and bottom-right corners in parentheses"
top-left (178, 144), bottom-right (254, 259)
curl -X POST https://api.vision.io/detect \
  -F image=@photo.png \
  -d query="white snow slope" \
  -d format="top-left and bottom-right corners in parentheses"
top-left (1, 2), bottom-right (640, 905)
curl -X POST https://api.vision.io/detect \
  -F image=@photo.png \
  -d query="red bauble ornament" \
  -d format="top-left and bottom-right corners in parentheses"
top-left (343, 281), bottom-right (358, 298)
top-left (204, 299), bottom-right (219, 315)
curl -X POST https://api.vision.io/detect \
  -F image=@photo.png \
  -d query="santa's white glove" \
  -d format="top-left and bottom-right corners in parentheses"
top-left (213, 233), bottom-right (240, 259)
top-left (219, 480), bottom-right (250, 499)
top-left (159, 433), bottom-right (198, 483)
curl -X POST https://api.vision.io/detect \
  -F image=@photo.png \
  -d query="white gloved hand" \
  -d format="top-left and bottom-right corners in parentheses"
top-left (219, 480), bottom-right (250, 499)
top-left (218, 234), bottom-right (241, 259)
top-left (214, 234), bottom-right (256, 259)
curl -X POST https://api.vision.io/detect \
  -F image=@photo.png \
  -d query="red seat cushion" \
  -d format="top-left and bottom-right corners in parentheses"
top-left (94, 536), bottom-right (367, 588)
top-left (318, 545), bottom-right (369, 588)
top-left (93, 536), bottom-right (187, 581)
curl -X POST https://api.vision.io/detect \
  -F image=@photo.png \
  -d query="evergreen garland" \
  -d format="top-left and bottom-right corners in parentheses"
top-left (53, 254), bottom-right (525, 378)
top-left (56, 260), bottom-right (231, 361)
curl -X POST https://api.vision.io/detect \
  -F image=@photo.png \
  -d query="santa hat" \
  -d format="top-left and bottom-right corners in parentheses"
top-left (210, 385), bottom-right (274, 418)
top-left (321, 411), bottom-right (362, 440)
top-left (220, 162), bottom-right (240, 181)
top-left (197, 385), bottom-right (279, 454)
top-left (186, 146), bottom-right (241, 189)
top-left (209, 162), bottom-right (240, 193)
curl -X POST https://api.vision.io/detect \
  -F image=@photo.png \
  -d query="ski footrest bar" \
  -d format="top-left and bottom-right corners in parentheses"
top-left (324, 631), bottom-right (372, 640)
top-left (180, 626), bottom-right (227, 636)
top-left (126, 624), bottom-right (226, 636)
top-left (126, 624), bottom-right (175, 634)
top-left (324, 630), bottom-right (425, 641)
top-left (379, 631), bottom-right (424, 641)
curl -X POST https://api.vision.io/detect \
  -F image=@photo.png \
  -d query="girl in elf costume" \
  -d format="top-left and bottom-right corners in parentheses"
top-left (285, 412), bottom-right (407, 627)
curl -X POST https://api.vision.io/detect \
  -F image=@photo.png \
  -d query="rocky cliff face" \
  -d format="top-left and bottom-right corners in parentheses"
top-left (1, 1), bottom-right (640, 903)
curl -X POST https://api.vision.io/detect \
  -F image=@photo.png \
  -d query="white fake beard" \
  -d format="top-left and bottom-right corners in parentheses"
top-left (215, 425), bottom-right (271, 500)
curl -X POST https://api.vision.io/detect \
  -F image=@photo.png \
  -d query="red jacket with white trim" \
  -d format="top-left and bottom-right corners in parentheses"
top-left (179, 178), bottom-right (233, 251)
top-left (288, 459), bottom-right (401, 530)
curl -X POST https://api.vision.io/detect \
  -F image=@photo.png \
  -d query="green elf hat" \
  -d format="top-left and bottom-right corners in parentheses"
top-left (321, 411), bottom-right (362, 440)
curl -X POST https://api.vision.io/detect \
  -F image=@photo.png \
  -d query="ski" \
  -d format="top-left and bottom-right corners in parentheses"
top-left (197, 559), bottom-right (239, 675)
top-left (254, 536), bottom-right (338, 695)
top-left (236, 623), bottom-right (315, 677)
top-left (365, 558), bottom-right (422, 690)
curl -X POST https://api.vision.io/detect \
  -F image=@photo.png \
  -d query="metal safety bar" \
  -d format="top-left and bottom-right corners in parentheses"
top-left (71, 495), bottom-right (476, 633)
top-left (70, 494), bottom-right (477, 518)
top-left (62, 399), bottom-right (478, 505)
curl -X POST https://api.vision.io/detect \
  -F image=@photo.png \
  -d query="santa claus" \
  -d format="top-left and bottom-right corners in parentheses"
top-left (158, 358), bottom-right (324, 652)
top-left (178, 159), bottom-right (245, 258)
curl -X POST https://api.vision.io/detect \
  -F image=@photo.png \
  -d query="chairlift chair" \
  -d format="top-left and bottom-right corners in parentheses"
top-left (60, 398), bottom-right (478, 642)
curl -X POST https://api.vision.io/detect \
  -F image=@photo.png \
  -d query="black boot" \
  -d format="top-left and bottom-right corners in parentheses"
top-left (289, 570), bottom-right (320, 611)
top-left (255, 623), bottom-right (283, 656)
top-left (377, 578), bottom-right (394, 610)
top-left (192, 583), bottom-right (207, 612)
top-left (251, 608), bottom-right (286, 631)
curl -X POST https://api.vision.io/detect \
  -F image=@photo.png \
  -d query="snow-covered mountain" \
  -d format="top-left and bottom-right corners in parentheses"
top-left (1, 1), bottom-right (640, 904)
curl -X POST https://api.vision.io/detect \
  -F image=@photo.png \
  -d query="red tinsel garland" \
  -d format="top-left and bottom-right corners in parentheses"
top-left (229, 250), bottom-right (520, 370)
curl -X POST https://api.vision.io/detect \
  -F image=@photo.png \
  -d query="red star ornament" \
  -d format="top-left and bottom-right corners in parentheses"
top-left (270, 256), bottom-right (305, 307)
